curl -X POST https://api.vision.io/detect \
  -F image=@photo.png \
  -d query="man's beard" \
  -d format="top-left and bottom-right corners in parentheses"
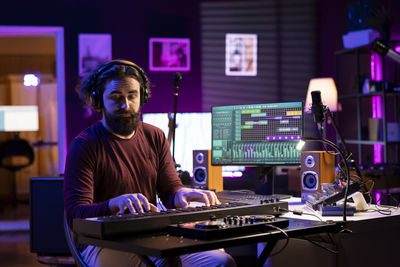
top-left (104, 109), bottom-right (140, 136)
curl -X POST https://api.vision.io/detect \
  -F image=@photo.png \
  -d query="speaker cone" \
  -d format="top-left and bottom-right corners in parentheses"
top-left (193, 167), bottom-right (207, 184)
top-left (302, 171), bottom-right (318, 190)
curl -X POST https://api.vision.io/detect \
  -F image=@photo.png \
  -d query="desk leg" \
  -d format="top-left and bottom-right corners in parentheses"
top-left (256, 239), bottom-right (278, 267)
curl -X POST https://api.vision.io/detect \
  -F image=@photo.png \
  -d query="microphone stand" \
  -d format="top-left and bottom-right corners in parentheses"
top-left (172, 73), bottom-right (182, 167)
top-left (322, 105), bottom-right (365, 221)
top-left (324, 107), bottom-right (363, 180)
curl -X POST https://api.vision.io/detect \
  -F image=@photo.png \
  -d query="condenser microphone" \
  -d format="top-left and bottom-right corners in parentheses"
top-left (311, 90), bottom-right (325, 131)
top-left (371, 38), bottom-right (400, 64)
top-left (173, 72), bottom-right (182, 89)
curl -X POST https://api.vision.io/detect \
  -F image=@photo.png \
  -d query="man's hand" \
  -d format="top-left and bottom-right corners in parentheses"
top-left (108, 193), bottom-right (159, 214)
top-left (174, 187), bottom-right (221, 209)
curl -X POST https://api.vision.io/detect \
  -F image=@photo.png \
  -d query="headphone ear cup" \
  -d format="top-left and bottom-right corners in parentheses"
top-left (91, 90), bottom-right (102, 110)
top-left (141, 86), bottom-right (149, 106)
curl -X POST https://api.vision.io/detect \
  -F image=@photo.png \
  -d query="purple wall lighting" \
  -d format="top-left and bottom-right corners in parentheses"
top-left (370, 53), bottom-right (384, 164)
top-left (372, 95), bottom-right (383, 119)
top-left (370, 45), bottom-right (400, 164)
top-left (149, 38), bottom-right (191, 72)
top-left (370, 53), bottom-right (383, 82)
top-left (375, 192), bottom-right (382, 206)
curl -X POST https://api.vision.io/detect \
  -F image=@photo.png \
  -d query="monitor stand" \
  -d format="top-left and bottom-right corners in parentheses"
top-left (255, 166), bottom-right (292, 200)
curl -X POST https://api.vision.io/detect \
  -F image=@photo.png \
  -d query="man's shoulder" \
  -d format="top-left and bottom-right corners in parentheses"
top-left (142, 121), bottom-right (164, 134)
top-left (71, 122), bottom-right (103, 146)
top-left (141, 122), bottom-right (166, 142)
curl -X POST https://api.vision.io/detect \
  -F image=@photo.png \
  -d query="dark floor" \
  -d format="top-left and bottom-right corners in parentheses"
top-left (0, 203), bottom-right (44, 267)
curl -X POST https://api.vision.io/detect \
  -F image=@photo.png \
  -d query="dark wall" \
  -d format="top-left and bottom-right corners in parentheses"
top-left (317, 0), bottom-right (400, 78)
top-left (1, 0), bottom-right (203, 146)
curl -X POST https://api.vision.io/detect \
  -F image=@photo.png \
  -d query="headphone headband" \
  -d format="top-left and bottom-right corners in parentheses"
top-left (90, 60), bottom-right (149, 109)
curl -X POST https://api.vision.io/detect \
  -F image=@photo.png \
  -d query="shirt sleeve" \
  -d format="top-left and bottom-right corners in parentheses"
top-left (63, 136), bottom-right (110, 228)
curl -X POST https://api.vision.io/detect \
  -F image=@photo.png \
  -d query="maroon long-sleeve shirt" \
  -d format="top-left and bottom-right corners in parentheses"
top-left (64, 121), bottom-right (183, 228)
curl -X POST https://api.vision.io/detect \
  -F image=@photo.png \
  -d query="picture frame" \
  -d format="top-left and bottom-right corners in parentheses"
top-left (79, 34), bottom-right (112, 77)
top-left (149, 38), bottom-right (190, 72)
top-left (225, 33), bottom-right (257, 76)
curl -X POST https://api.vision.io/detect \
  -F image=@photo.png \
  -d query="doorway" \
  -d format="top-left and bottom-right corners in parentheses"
top-left (0, 26), bottom-right (65, 202)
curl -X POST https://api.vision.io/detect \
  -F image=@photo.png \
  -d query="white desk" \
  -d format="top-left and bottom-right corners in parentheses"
top-left (260, 197), bottom-right (400, 267)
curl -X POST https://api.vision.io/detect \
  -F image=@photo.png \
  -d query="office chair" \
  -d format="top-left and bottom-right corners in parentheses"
top-left (63, 213), bottom-right (89, 267)
top-left (0, 137), bottom-right (34, 204)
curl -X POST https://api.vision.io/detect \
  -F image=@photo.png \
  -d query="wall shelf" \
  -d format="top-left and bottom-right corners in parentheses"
top-left (335, 41), bottom-right (400, 166)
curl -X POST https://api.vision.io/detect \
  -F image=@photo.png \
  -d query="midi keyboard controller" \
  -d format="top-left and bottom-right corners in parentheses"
top-left (74, 201), bottom-right (288, 239)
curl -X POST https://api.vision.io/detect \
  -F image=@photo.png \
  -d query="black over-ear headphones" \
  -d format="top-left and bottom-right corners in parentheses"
top-left (90, 59), bottom-right (149, 109)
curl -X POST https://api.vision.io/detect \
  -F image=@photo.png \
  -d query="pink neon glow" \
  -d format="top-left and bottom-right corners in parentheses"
top-left (375, 192), bottom-right (381, 205)
top-left (374, 144), bottom-right (383, 164)
top-left (371, 53), bottom-right (384, 164)
top-left (370, 53), bottom-right (383, 81)
top-left (222, 171), bottom-right (244, 178)
top-left (372, 95), bottom-right (383, 164)
top-left (372, 95), bottom-right (383, 119)
top-left (396, 46), bottom-right (400, 53)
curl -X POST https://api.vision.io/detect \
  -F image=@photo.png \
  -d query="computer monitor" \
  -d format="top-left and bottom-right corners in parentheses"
top-left (0, 105), bottom-right (39, 132)
top-left (211, 101), bottom-right (303, 166)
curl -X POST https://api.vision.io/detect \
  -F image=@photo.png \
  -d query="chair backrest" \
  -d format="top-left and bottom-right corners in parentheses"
top-left (64, 212), bottom-right (89, 267)
top-left (0, 138), bottom-right (34, 171)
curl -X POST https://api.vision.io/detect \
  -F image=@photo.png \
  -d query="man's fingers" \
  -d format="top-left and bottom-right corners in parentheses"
top-left (109, 193), bottom-right (157, 215)
top-left (126, 199), bottom-right (135, 214)
top-left (209, 191), bottom-right (220, 205)
top-left (137, 194), bottom-right (151, 212)
top-left (118, 203), bottom-right (126, 215)
top-left (189, 190), bottom-right (210, 206)
top-left (129, 195), bottom-right (144, 213)
top-left (149, 203), bottom-right (159, 212)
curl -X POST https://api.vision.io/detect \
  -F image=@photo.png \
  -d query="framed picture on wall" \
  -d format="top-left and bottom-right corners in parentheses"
top-left (149, 38), bottom-right (190, 71)
top-left (225, 33), bottom-right (257, 76)
top-left (79, 34), bottom-right (112, 77)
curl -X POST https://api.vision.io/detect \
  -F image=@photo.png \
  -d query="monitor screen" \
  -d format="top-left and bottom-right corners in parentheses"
top-left (211, 101), bottom-right (303, 166)
top-left (0, 105), bottom-right (39, 132)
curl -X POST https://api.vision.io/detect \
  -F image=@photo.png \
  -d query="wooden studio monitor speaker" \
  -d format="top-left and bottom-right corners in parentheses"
top-left (192, 150), bottom-right (223, 192)
top-left (301, 151), bottom-right (335, 201)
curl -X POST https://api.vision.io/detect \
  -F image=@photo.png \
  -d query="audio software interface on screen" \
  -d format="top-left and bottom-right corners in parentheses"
top-left (211, 101), bottom-right (303, 166)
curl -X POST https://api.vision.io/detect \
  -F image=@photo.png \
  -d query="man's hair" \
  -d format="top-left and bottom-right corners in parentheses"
top-left (76, 60), bottom-right (151, 110)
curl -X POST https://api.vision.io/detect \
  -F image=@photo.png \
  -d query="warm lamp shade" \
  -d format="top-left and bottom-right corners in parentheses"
top-left (305, 78), bottom-right (338, 113)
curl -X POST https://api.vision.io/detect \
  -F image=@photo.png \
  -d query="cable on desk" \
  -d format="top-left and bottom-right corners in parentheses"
top-left (366, 189), bottom-right (399, 215)
top-left (278, 207), bottom-right (324, 222)
top-left (279, 207), bottom-right (342, 255)
top-left (263, 224), bottom-right (289, 257)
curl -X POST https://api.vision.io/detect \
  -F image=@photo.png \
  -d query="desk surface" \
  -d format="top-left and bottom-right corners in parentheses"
top-left (78, 218), bottom-right (339, 258)
top-left (76, 197), bottom-right (400, 261)
top-left (283, 197), bottom-right (400, 222)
